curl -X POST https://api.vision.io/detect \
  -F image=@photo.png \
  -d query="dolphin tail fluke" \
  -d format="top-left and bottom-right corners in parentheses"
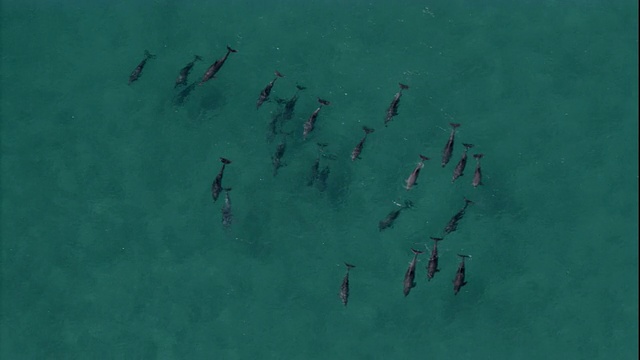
top-left (457, 254), bottom-right (472, 261)
top-left (144, 50), bottom-right (156, 59)
top-left (318, 98), bottom-right (330, 106)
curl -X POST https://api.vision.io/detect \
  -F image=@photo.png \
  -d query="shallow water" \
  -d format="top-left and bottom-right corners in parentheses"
top-left (1, 1), bottom-right (638, 359)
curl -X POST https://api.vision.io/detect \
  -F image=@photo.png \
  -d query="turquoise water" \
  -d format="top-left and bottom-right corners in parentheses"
top-left (1, 1), bottom-right (637, 359)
